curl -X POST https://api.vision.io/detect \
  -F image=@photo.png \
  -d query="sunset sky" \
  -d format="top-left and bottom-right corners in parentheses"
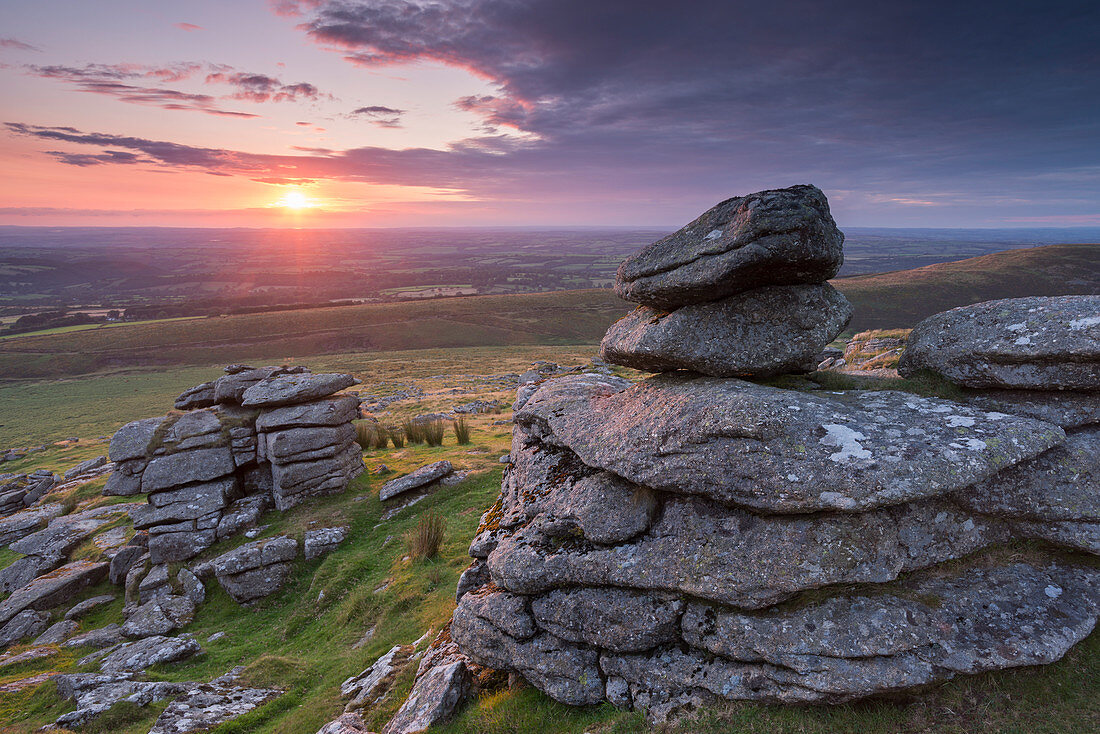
top-left (1, 0), bottom-right (1097, 228)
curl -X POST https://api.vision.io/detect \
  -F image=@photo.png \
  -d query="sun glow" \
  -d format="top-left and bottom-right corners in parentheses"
top-left (277, 190), bottom-right (314, 209)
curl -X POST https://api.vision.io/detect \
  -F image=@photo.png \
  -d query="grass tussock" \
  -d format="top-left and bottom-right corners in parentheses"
top-left (406, 511), bottom-right (446, 560)
top-left (454, 417), bottom-right (471, 445)
top-left (422, 420), bottom-right (446, 447)
top-left (355, 421), bottom-right (389, 450)
top-left (387, 425), bottom-right (406, 448)
top-left (402, 419), bottom-right (423, 444)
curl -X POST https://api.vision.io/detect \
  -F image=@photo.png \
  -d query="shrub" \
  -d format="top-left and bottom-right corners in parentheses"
top-left (406, 511), bottom-right (446, 560)
top-left (453, 417), bottom-right (471, 445)
top-left (422, 419), bottom-right (445, 447)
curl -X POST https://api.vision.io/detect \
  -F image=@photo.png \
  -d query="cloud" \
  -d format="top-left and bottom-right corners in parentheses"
top-left (258, 0), bottom-right (1100, 225)
top-left (204, 71), bottom-right (324, 102)
top-left (251, 177), bottom-right (318, 185)
top-left (350, 105), bottom-right (405, 127)
top-left (174, 23), bottom-right (203, 32)
top-left (0, 38), bottom-right (40, 52)
top-left (44, 149), bottom-right (146, 166)
top-left (27, 61), bottom-right (328, 115)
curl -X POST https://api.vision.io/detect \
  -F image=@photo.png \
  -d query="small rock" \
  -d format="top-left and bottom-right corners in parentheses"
top-left (379, 461), bottom-right (453, 501)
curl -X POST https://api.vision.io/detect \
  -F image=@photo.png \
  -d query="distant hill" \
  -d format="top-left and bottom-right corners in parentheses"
top-left (1, 243), bottom-right (1095, 380)
top-left (834, 243), bottom-right (1099, 331)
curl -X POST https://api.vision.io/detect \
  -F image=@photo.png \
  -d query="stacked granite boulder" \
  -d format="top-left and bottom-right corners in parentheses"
top-left (601, 184), bottom-right (852, 377)
top-left (104, 365), bottom-right (363, 563)
top-left (451, 186), bottom-right (1100, 718)
top-left (0, 470), bottom-right (56, 518)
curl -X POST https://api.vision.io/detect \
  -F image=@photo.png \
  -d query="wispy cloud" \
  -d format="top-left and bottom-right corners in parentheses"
top-left (27, 62), bottom-right (327, 117)
top-left (350, 105), bottom-right (405, 128)
top-left (0, 38), bottom-right (40, 52)
top-left (174, 22), bottom-right (203, 32)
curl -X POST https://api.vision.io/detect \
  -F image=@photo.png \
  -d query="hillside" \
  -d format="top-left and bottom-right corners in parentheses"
top-left (0, 243), bottom-right (1096, 382)
top-left (835, 242), bottom-right (1100, 330)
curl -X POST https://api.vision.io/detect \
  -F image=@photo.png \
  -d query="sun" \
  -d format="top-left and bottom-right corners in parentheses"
top-left (278, 190), bottom-right (312, 209)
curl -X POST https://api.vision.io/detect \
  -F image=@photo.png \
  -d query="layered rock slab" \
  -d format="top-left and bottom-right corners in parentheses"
top-left (615, 184), bottom-right (844, 309)
top-left (898, 295), bottom-right (1100, 389)
top-left (601, 284), bottom-right (853, 377)
top-left (517, 373), bottom-right (1064, 513)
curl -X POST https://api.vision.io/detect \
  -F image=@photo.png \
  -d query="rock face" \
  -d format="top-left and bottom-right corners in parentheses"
top-left (101, 365), bottom-right (363, 563)
top-left (601, 284), bottom-right (852, 377)
top-left (0, 560), bottom-right (109, 625)
top-left (0, 471), bottom-right (56, 518)
top-left (899, 296), bottom-right (1100, 389)
top-left (449, 204), bottom-right (1100, 719)
top-left (615, 184), bottom-right (844, 309)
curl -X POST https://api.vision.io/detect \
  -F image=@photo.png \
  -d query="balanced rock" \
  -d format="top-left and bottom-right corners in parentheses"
top-left (615, 184), bottom-right (843, 309)
top-left (899, 295), bottom-right (1100, 389)
top-left (600, 284), bottom-right (852, 377)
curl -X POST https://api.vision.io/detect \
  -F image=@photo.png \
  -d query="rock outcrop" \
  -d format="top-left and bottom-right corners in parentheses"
top-left (103, 365), bottom-right (363, 563)
top-left (899, 295), bottom-right (1100, 389)
top-left (603, 185), bottom-right (852, 377)
top-left (451, 192), bottom-right (1100, 719)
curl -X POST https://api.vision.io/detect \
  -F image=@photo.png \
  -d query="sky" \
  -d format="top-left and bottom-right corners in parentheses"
top-left (0, 0), bottom-right (1098, 228)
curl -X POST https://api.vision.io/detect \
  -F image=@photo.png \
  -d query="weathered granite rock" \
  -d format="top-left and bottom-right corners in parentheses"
top-left (0, 553), bottom-right (61, 595)
top-left (109, 417), bottom-right (163, 462)
top-left (379, 461), bottom-right (453, 501)
top-left (10, 510), bottom-right (110, 557)
top-left (318, 712), bottom-right (374, 734)
top-left (381, 658), bottom-right (471, 734)
top-left (65, 594), bottom-right (116, 620)
top-left (122, 595), bottom-right (196, 638)
top-left (212, 535), bottom-right (297, 603)
top-left (132, 477), bottom-right (236, 529)
top-left (217, 494), bottom-right (271, 538)
top-left (963, 389), bottom-right (1100, 429)
top-left (175, 380), bottom-right (217, 410)
top-left (600, 562), bottom-right (1100, 706)
top-left (0, 609), bottom-right (49, 648)
top-left (532, 588), bottom-right (683, 653)
top-left (103, 463), bottom-right (144, 496)
top-left (147, 681), bottom-right (282, 733)
top-left (100, 634), bottom-right (201, 673)
top-left (148, 526), bottom-right (217, 564)
top-left (178, 567), bottom-right (206, 605)
top-left (61, 623), bottom-right (124, 649)
top-left (899, 296), bottom-right (1100, 389)
top-left (455, 560), bottom-right (490, 603)
top-left (0, 503), bottom-right (64, 546)
top-left (137, 563), bottom-right (171, 604)
top-left (601, 284), bottom-right (853, 377)
top-left (504, 425), bottom-right (657, 544)
top-left (269, 442), bottom-right (363, 510)
top-left (518, 373), bottom-right (1064, 513)
top-left (64, 455), bottom-right (108, 480)
top-left (54, 673), bottom-right (191, 728)
top-left (304, 526), bottom-right (349, 560)
top-left (242, 372), bottom-right (359, 407)
top-left (141, 447), bottom-right (235, 493)
top-left (213, 367), bottom-right (288, 404)
top-left (0, 560), bottom-right (109, 625)
top-left (264, 424), bottom-right (356, 463)
top-left (451, 589), bottom-right (604, 705)
top-left (489, 495), bottom-right (1006, 608)
top-left (110, 545), bottom-right (146, 585)
top-left (34, 619), bottom-right (78, 645)
top-left (955, 428), bottom-right (1100, 522)
top-left (256, 395), bottom-right (359, 430)
top-left (342, 644), bottom-right (413, 710)
top-left (615, 185), bottom-right (844, 309)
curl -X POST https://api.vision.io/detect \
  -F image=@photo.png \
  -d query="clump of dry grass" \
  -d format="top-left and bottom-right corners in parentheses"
top-left (453, 417), bottom-right (471, 445)
top-left (406, 511), bottom-right (446, 560)
top-left (422, 419), bottom-right (445, 447)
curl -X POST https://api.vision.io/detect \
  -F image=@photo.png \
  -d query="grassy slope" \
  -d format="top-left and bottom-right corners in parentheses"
top-left (835, 243), bottom-right (1100, 331)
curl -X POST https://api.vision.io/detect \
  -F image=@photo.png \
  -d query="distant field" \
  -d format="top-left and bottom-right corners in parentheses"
top-left (0, 243), bottom-right (1095, 382)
